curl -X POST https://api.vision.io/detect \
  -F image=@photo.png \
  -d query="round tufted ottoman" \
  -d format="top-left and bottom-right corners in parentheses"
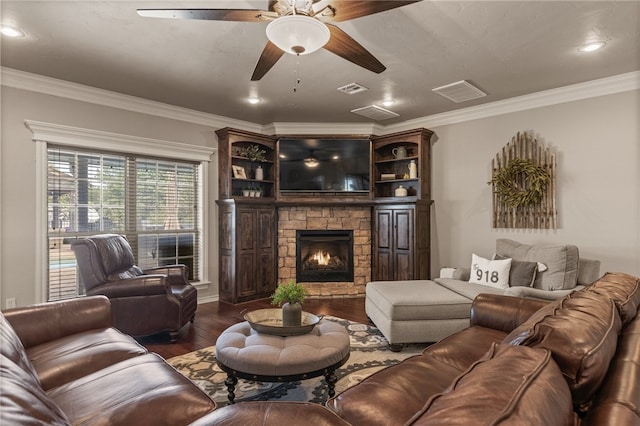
top-left (215, 319), bottom-right (350, 403)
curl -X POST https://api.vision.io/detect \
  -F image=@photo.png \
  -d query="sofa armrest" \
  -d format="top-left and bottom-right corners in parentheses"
top-left (470, 294), bottom-right (548, 333)
top-left (2, 295), bottom-right (112, 349)
top-left (440, 267), bottom-right (470, 281)
top-left (504, 285), bottom-right (585, 301)
top-left (145, 265), bottom-right (189, 286)
top-left (90, 275), bottom-right (169, 298)
top-left (578, 258), bottom-right (601, 285)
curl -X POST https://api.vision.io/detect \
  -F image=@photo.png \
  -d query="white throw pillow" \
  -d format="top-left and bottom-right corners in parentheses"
top-left (469, 254), bottom-right (512, 289)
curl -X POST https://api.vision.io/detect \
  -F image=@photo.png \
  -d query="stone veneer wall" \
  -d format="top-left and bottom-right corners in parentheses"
top-left (278, 206), bottom-right (371, 298)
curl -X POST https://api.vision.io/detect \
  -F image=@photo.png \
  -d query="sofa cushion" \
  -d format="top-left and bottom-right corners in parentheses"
top-left (496, 239), bottom-right (579, 290)
top-left (193, 401), bottom-right (352, 426)
top-left (433, 278), bottom-right (506, 301)
top-left (582, 314), bottom-right (640, 426)
top-left (406, 344), bottom-right (576, 426)
top-left (326, 354), bottom-right (465, 426)
top-left (423, 325), bottom-right (509, 372)
top-left (503, 290), bottom-right (622, 412)
top-left (26, 327), bottom-right (147, 391)
top-left (586, 272), bottom-right (640, 325)
top-left (494, 254), bottom-right (538, 287)
top-left (469, 254), bottom-right (511, 289)
top-left (0, 311), bottom-right (41, 385)
top-left (0, 354), bottom-right (70, 425)
top-left (48, 353), bottom-right (215, 425)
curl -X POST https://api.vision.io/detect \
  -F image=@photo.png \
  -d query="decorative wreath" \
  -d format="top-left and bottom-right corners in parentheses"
top-left (488, 158), bottom-right (550, 209)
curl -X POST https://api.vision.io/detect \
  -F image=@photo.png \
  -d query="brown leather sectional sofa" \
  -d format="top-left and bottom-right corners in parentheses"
top-left (1, 295), bottom-right (215, 425)
top-left (2, 272), bottom-right (639, 425)
top-left (196, 272), bottom-right (640, 425)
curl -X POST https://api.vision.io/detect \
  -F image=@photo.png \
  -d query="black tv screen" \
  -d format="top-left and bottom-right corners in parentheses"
top-left (279, 138), bottom-right (370, 192)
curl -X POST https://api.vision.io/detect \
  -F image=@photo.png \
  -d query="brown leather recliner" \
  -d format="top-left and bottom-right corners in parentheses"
top-left (71, 234), bottom-right (197, 342)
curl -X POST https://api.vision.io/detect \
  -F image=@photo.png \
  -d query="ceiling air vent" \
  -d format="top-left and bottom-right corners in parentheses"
top-left (351, 105), bottom-right (399, 121)
top-left (337, 82), bottom-right (369, 95)
top-left (432, 80), bottom-right (486, 103)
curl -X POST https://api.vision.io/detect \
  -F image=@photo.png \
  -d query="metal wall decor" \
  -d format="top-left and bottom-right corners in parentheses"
top-left (489, 131), bottom-right (557, 229)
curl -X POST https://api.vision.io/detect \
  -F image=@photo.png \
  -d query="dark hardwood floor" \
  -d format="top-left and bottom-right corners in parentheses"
top-left (138, 297), bottom-right (368, 359)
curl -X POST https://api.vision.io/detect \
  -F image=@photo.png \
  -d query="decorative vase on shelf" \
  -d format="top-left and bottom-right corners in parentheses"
top-left (255, 166), bottom-right (264, 181)
top-left (395, 185), bottom-right (408, 197)
top-left (408, 160), bottom-right (418, 179)
top-left (282, 302), bottom-right (302, 327)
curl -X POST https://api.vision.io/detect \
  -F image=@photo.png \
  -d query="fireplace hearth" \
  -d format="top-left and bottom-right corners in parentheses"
top-left (296, 230), bottom-right (354, 282)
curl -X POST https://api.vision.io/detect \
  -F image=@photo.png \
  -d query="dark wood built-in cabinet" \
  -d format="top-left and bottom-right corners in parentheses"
top-left (216, 127), bottom-right (433, 303)
top-left (371, 129), bottom-right (433, 281)
top-left (216, 129), bottom-right (278, 303)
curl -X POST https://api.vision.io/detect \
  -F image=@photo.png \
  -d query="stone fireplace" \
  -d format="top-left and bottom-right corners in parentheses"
top-left (278, 206), bottom-right (371, 297)
top-left (297, 230), bottom-right (354, 283)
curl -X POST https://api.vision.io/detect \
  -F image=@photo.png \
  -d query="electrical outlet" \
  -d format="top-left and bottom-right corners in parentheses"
top-left (6, 298), bottom-right (16, 308)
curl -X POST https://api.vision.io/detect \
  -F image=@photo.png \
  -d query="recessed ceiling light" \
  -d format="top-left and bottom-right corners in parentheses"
top-left (578, 41), bottom-right (606, 52)
top-left (381, 99), bottom-right (395, 107)
top-left (247, 97), bottom-right (261, 104)
top-left (1, 25), bottom-right (25, 38)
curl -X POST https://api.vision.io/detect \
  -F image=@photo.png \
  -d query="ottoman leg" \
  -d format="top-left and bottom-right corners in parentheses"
top-left (224, 374), bottom-right (238, 404)
top-left (325, 370), bottom-right (338, 397)
top-left (389, 343), bottom-right (403, 352)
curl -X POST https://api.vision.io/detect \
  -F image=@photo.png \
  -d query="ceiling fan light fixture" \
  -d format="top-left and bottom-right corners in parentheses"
top-left (304, 152), bottom-right (320, 168)
top-left (1, 25), bottom-right (25, 38)
top-left (266, 15), bottom-right (330, 55)
top-left (578, 41), bottom-right (606, 53)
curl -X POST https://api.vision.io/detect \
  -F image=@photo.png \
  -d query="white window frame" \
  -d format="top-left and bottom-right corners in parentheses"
top-left (26, 120), bottom-right (215, 303)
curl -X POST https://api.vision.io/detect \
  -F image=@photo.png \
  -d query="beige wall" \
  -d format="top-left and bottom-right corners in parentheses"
top-left (429, 89), bottom-right (640, 276)
top-left (0, 86), bottom-right (223, 307)
top-left (2, 81), bottom-right (639, 308)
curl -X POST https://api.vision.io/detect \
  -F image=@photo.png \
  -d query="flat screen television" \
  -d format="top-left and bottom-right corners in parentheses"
top-left (279, 138), bottom-right (370, 193)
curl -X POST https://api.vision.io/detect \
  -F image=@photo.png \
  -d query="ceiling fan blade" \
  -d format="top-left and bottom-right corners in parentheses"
top-left (251, 41), bottom-right (286, 81)
top-left (323, 24), bottom-right (385, 74)
top-left (316, 1), bottom-right (421, 22)
top-left (137, 9), bottom-right (278, 22)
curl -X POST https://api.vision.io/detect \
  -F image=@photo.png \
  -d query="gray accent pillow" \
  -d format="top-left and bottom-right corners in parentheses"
top-left (495, 239), bottom-right (579, 291)
top-left (494, 254), bottom-right (537, 287)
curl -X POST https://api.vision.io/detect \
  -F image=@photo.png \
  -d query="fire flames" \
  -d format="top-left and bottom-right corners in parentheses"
top-left (310, 250), bottom-right (331, 266)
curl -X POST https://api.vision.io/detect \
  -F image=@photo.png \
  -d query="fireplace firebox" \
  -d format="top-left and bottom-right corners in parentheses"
top-left (296, 230), bottom-right (354, 282)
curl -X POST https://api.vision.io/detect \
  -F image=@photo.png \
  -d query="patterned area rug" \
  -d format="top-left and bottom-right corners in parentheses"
top-left (168, 316), bottom-right (430, 407)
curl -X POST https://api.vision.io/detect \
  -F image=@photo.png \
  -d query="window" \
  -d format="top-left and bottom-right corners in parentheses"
top-left (47, 147), bottom-right (202, 301)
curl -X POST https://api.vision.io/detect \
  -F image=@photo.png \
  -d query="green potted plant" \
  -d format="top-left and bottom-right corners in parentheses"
top-left (241, 145), bottom-right (267, 163)
top-left (271, 281), bottom-right (308, 326)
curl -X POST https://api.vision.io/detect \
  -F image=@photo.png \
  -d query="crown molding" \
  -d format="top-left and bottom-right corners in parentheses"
top-left (263, 122), bottom-right (384, 136)
top-left (25, 120), bottom-right (216, 162)
top-left (0, 67), bottom-right (262, 134)
top-left (3, 67), bottom-right (639, 136)
top-left (383, 70), bottom-right (640, 133)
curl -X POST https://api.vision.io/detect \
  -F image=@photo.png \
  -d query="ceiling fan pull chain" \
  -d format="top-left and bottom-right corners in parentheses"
top-left (294, 54), bottom-right (301, 92)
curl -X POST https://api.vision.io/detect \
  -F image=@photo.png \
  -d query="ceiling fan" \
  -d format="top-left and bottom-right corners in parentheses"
top-left (137, 0), bottom-right (420, 81)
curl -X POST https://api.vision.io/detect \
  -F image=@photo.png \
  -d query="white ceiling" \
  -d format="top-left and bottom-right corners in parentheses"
top-left (1, 1), bottom-right (639, 125)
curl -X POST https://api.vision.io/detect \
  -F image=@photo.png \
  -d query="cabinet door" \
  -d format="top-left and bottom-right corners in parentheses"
top-left (373, 206), bottom-right (415, 281)
top-left (217, 204), bottom-right (235, 301)
top-left (393, 208), bottom-right (414, 281)
top-left (237, 209), bottom-right (257, 298)
top-left (256, 208), bottom-right (276, 294)
top-left (373, 208), bottom-right (393, 281)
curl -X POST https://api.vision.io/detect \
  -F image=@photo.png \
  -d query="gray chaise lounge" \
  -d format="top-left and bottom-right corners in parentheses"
top-left (366, 239), bottom-right (601, 350)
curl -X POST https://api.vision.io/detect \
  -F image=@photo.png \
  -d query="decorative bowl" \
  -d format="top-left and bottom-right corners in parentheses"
top-left (243, 308), bottom-right (321, 336)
